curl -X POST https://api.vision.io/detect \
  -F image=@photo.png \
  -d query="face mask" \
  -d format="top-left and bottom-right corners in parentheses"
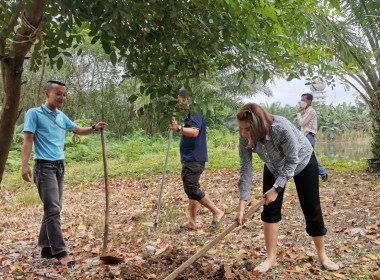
top-left (300, 101), bottom-right (307, 108)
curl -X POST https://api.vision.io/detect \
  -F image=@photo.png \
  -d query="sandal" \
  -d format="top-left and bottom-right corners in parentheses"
top-left (322, 259), bottom-right (339, 271)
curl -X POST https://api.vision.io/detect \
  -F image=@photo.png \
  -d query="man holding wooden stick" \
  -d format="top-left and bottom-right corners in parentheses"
top-left (170, 87), bottom-right (224, 230)
top-left (21, 80), bottom-right (107, 267)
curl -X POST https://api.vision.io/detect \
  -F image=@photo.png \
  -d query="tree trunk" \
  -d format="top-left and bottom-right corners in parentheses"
top-left (0, 0), bottom-right (45, 183)
top-left (368, 91), bottom-right (380, 172)
top-left (0, 61), bottom-right (23, 183)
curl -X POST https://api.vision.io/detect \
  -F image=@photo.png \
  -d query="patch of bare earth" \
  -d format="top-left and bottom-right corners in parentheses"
top-left (0, 168), bottom-right (379, 279)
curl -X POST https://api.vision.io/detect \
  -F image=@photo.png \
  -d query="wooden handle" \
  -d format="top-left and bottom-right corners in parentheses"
top-left (100, 129), bottom-right (110, 257)
top-left (164, 198), bottom-right (266, 280)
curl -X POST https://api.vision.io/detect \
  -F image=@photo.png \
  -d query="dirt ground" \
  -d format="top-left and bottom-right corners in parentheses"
top-left (0, 168), bottom-right (379, 279)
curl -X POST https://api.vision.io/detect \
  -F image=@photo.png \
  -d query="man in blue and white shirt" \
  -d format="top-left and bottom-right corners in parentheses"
top-left (21, 80), bottom-right (107, 267)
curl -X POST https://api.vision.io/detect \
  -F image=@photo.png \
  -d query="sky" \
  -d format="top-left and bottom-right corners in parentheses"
top-left (245, 77), bottom-right (360, 106)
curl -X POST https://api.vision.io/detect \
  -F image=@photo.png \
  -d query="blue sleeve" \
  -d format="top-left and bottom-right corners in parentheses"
top-left (62, 113), bottom-right (76, 129)
top-left (23, 109), bottom-right (37, 133)
top-left (188, 114), bottom-right (203, 129)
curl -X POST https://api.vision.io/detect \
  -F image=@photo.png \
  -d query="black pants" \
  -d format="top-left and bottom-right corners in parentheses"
top-left (261, 153), bottom-right (327, 237)
top-left (181, 161), bottom-right (206, 201)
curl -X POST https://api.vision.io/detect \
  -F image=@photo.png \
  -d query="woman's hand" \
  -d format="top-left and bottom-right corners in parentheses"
top-left (236, 200), bottom-right (247, 225)
top-left (263, 187), bottom-right (278, 206)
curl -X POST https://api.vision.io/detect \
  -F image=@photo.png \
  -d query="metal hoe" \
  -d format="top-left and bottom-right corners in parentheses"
top-left (153, 117), bottom-right (175, 228)
top-left (164, 198), bottom-right (266, 280)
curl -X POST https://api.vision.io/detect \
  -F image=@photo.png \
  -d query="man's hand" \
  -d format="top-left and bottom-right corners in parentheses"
top-left (22, 165), bottom-right (32, 182)
top-left (169, 120), bottom-right (178, 132)
top-left (96, 122), bottom-right (108, 130)
top-left (297, 107), bottom-right (304, 113)
top-left (21, 132), bottom-right (33, 182)
top-left (263, 187), bottom-right (278, 205)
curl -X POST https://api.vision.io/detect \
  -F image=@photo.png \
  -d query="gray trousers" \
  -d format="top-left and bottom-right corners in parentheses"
top-left (33, 162), bottom-right (67, 256)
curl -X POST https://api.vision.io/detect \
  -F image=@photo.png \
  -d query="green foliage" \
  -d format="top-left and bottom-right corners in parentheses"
top-left (16, 188), bottom-right (41, 207)
top-left (73, 118), bottom-right (92, 127)
top-left (5, 150), bottom-right (21, 172)
top-left (12, 124), bottom-right (24, 145)
top-left (260, 101), bottom-right (371, 140)
top-left (261, 102), bottom-right (297, 123)
top-left (3, 124), bottom-right (369, 188)
top-left (316, 102), bottom-right (371, 139)
top-left (3, 0), bottom-right (334, 120)
top-left (305, 0), bottom-right (380, 165)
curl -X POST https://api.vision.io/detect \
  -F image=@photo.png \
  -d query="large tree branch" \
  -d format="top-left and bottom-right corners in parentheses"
top-left (346, 72), bottom-right (367, 91)
top-left (0, 1), bottom-right (23, 56)
top-left (348, 0), bottom-right (379, 58)
top-left (358, 0), bottom-right (380, 50)
top-left (11, 0), bottom-right (46, 66)
top-left (4, 1), bottom-right (23, 39)
top-left (346, 48), bottom-right (378, 90)
top-left (345, 75), bottom-right (374, 113)
top-left (354, 71), bottom-right (376, 99)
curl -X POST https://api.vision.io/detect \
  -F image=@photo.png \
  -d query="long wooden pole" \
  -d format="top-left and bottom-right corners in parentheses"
top-left (164, 198), bottom-right (266, 280)
top-left (100, 129), bottom-right (110, 257)
top-left (154, 117), bottom-right (175, 227)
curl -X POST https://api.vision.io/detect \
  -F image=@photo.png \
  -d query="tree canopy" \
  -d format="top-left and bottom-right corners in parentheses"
top-left (0, 0), bottom-right (345, 182)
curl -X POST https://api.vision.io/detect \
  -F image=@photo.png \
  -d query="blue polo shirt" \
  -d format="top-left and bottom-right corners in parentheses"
top-left (180, 113), bottom-right (208, 162)
top-left (23, 105), bottom-right (76, 161)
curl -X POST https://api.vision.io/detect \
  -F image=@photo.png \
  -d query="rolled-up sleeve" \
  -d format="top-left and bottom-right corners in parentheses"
top-left (238, 137), bottom-right (253, 201)
top-left (274, 129), bottom-right (299, 187)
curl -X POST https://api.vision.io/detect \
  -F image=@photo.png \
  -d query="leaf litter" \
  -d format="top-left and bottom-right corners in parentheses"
top-left (0, 168), bottom-right (379, 279)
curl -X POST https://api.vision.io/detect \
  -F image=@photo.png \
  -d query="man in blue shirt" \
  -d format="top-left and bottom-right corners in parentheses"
top-left (21, 80), bottom-right (107, 267)
top-left (170, 87), bottom-right (224, 230)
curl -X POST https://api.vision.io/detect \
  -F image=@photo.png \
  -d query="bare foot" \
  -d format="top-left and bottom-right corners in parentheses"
top-left (180, 222), bottom-right (202, 230)
top-left (213, 210), bottom-right (225, 223)
top-left (211, 211), bottom-right (225, 228)
top-left (321, 258), bottom-right (339, 271)
top-left (57, 255), bottom-right (75, 268)
top-left (254, 259), bottom-right (277, 273)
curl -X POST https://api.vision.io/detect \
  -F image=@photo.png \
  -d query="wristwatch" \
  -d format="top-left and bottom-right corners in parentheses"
top-left (274, 184), bottom-right (283, 193)
top-left (92, 124), bottom-right (97, 131)
top-left (177, 125), bottom-right (182, 132)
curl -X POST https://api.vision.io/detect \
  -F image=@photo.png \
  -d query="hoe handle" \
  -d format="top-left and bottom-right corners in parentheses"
top-left (164, 198), bottom-right (266, 280)
top-left (101, 129), bottom-right (110, 256)
top-left (154, 116), bottom-right (175, 227)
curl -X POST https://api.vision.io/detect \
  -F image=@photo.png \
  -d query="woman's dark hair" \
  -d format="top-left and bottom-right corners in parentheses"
top-left (236, 103), bottom-right (273, 147)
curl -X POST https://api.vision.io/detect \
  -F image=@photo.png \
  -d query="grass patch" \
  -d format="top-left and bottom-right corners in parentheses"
top-left (15, 188), bottom-right (41, 207)
top-left (3, 128), bottom-right (368, 189)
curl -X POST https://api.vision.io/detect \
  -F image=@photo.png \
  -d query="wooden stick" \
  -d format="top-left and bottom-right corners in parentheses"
top-left (100, 129), bottom-right (110, 257)
top-left (164, 198), bottom-right (266, 280)
top-left (154, 117), bottom-right (174, 228)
